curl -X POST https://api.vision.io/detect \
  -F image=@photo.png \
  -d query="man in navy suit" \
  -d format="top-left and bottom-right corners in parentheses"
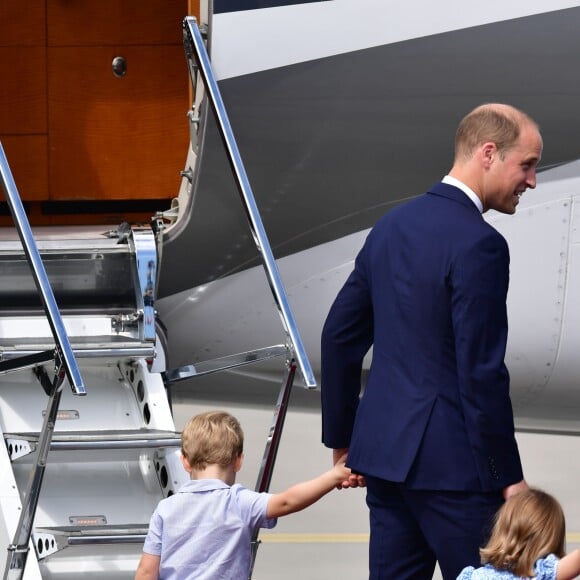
top-left (321, 103), bottom-right (543, 579)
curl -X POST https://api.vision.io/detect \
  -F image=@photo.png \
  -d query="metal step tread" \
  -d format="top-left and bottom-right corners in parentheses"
top-left (0, 335), bottom-right (155, 361)
top-left (37, 524), bottom-right (149, 547)
top-left (5, 429), bottom-right (181, 451)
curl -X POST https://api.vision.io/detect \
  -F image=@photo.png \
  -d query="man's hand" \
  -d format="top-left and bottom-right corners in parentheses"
top-left (503, 479), bottom-right (528, 500)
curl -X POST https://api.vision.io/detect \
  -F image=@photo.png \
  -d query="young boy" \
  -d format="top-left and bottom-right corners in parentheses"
top-left (135, 410), bottom-right (352, 579)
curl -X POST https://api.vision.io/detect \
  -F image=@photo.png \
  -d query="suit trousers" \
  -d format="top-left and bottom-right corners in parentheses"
top-left (365, 476), bottom-right (503, 580)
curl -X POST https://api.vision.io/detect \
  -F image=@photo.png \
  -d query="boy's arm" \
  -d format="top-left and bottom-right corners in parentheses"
top-left (135, 553), bottom-right (160, 580)
top-left (557, 548), bottom-right (580, 580)
top-left (266, 459), bottom-right (350, 519)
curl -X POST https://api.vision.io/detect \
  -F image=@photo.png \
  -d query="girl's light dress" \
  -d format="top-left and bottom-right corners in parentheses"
top-left (457, 554), bottom-right (558, 580)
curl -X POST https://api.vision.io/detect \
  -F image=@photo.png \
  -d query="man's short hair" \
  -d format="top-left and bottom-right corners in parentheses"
top-left (455, 103), bottom-right (538, 161)
top-left (181, 410), bottom-right (244, 470)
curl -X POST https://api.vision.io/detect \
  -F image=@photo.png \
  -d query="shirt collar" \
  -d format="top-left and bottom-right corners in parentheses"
top-left (442, 175), bottom-right (483, 213)
top-left (179, 478), bottom-right (231, 493)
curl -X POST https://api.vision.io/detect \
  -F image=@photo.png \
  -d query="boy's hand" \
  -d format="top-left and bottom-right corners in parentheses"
top-left (333, 448), bottom-right (366, 489)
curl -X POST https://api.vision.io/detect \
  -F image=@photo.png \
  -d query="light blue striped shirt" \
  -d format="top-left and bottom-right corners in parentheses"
top-left (143, 479), bottom-right (277, 579)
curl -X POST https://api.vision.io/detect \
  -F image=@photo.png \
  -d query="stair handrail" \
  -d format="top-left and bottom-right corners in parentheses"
top-left (182, 17), bottom-right (316, 390)
top-left (182, 19), bottom-right (318, 578)
top-left (0, 143), bottom-right (86, 580)
top-left (0, 142), bottom-right (85, 395)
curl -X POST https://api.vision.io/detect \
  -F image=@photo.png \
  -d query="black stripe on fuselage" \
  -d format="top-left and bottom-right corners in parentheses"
top-left (214, 0), bottom-right (330, 14)
top-left (159, 6), bottom-right (580, 297)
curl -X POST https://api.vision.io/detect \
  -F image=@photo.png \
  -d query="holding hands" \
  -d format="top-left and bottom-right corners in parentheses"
top-left (333, 448), bottom-right (366, 489)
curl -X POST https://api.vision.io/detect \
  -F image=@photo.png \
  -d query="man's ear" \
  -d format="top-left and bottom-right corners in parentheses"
top-left (181, 452), bottom-right (193, 474)
top-left (481, 142), bottom-right (497, 168)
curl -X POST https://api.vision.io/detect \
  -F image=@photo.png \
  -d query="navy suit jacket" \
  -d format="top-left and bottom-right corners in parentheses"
top-left (321, 182), bottom-right (523, 491)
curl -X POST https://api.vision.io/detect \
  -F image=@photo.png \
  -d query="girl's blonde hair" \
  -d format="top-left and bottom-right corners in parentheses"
top-left (181, 411), bottom-right (244, 470)
top-left (480, 488), bottom-right (566, 576)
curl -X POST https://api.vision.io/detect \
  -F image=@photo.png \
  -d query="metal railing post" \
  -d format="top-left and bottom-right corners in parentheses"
top-left (3, 365), bottom-right (66, 580)
top-left (248, 360), bottom-right (297, 578)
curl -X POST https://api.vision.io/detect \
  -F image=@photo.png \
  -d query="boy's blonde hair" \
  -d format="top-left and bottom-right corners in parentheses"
top-left (480, 488), bottom-right (566, 576)
top-left (181, 411), bottom-right (244, 470)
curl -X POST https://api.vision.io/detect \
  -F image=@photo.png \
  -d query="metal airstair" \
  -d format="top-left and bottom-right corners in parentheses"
top-left (0, 15), bottom-right (315, 580)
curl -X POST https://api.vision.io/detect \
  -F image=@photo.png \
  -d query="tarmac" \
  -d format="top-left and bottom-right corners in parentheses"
top-left (170, 371), bottom-right (580, 580)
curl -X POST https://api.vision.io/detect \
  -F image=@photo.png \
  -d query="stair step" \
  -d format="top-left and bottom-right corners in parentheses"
top-left (5, 429), bottom-right (181, 451)
top-left (40, 525), bottom-right (149, 547)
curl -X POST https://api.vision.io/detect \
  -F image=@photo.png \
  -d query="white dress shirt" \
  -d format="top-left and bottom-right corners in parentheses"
top-left (442, 175), bottom-right (483, 213)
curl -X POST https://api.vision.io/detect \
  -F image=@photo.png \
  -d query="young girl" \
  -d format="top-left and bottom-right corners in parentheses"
top-left (457, 488), bottom-right (580, 579)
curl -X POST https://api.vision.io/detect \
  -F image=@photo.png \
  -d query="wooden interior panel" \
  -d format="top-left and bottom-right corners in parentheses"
top-left (0, 136), bottom-right (48, 201)
top-left (0, 47), bottom-right (47, 135)
top-left (48, 0), bottom-right (188, 46)
top-left (48, 45), bottom-right (189, 201)
top-left (0, 1), bottom-right (194, 225)
top-left (0, 1), bottom-right (46, 46)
